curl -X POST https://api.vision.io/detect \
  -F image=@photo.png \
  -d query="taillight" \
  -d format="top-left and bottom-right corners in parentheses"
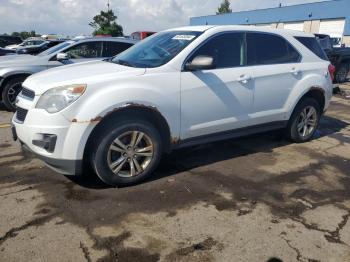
top-left (328, 64), bottom-right (336, 81)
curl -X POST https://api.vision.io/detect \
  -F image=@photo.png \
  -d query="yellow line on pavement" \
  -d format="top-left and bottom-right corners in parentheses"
top-left (0, 124), bottom-right (11, 128)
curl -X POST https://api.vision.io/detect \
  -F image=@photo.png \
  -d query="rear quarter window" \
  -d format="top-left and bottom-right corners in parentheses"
top-left (295, 37), bottom-right (329, 61)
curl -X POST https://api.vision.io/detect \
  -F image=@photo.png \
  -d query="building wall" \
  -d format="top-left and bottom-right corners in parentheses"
top-left (343, 36), bottom-right (350, 46)
top-left (190, 0), bottom-right (350, 36)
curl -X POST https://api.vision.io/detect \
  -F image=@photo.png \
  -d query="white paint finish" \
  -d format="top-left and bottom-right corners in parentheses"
top-left (284, 22), bottom-right (305, 32)
top-left (249, 63), bottom-right (301, 119)
top-left (319, 19), bottom-right (345, 38)
top-left (180, 67), bottom-right (253, 139)
top-left (13, 25), bottom-right (333, 162)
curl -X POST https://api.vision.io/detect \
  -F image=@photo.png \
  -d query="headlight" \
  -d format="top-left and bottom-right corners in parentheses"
top-left (36, 84), bottom-right (86, 113)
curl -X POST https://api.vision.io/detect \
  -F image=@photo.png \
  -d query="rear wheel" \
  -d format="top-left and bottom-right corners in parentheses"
top-left (286, 98), bottom-right (321, 143)
top-left (91, 118), bottom-right (162, 186)
top-left (2, 76), bottom-right (27, 111)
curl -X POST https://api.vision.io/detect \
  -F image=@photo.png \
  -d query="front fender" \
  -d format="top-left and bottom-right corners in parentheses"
top-left (0, 66), bottom-right (45, 79)
top-left (60, 73), bottom-right (181, 159)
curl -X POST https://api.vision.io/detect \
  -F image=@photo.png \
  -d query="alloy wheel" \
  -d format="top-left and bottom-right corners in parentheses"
top-left (297, 106), bottom-right (317, 138)
top-left (7, 82), bottom-right (22, 106)
top-left (107, 131), bottom-right (154, 178)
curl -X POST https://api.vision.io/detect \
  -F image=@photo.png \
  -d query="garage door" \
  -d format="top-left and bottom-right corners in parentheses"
top-left (284, 22), bottom-right (304, 31)
top-left (255, 24), bottom-right (272, 28)
top-left (319, 19), bottom-right (345, 38)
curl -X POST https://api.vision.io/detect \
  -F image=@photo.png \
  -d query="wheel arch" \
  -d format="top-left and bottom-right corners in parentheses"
top-left (83, 103), bottom-right (173, 162)
top-left (289, 86), bottom-right (326, 119)
top-left (0, 73), bottom-right (31, 94)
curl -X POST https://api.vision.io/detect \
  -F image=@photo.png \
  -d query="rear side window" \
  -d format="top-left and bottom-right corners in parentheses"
top-left (295, 37), bottom-right (328, 61)
top-left (104, 41), bottom-right (133, 57)
top-left (190, 33), bottom-right (246, 69)
top-left (247, 33), bottom-right (300, 65)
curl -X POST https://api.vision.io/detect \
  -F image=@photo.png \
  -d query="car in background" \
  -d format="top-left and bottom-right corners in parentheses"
top-left (131, 31), bottom-right (156, 40)
top-left (5, 38), bottom-right (46, 50)
top-left (0, 48), bottom-right (15, 56)
top-left (0, 35), bottom-right (22, 48)
top-left (0, 37), bottom-right (136, 111)
top-left (315, 34), bottom-right (350, 83)
top-left (16, 40), bottom-right (66, 55)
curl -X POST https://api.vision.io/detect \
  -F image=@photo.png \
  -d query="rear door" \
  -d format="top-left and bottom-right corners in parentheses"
top-left (246, 32), bottom-right (302, 124)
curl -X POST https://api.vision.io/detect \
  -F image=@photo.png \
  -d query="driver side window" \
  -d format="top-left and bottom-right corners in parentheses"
top-left (64, 41), bottom-right (103, 59)
top-left (189, 33), bottom-right (246, 69)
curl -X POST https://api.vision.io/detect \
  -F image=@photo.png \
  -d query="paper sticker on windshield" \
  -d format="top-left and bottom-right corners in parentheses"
top-left (172, 35), bottom-right (196, 41)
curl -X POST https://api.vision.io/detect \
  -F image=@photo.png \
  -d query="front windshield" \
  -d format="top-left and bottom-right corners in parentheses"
top-left (37, 41), bottom-right (73, 56)
top-left (112, 31), bottom-right (202, 68)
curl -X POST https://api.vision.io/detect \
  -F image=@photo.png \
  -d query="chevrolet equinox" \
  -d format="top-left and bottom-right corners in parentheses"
top-left (13, 26), bottom-right (334, 186)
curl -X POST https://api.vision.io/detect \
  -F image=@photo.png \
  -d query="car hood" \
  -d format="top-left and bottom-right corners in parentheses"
top-left (24, 60), bottom-right (146, 95)
top-left (5, 44), bottom-right (18, 49)
top-left (0, 54), bottom-right (38, 66)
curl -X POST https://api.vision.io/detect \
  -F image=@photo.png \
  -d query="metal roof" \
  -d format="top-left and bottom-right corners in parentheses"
top-left (190, 0), bottom-right (350, 36)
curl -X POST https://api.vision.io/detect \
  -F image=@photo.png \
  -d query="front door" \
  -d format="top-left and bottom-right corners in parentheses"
top-left (180, 32), bottom-right (254, 140)
top-left (47, 41), bottom-right (106, 68)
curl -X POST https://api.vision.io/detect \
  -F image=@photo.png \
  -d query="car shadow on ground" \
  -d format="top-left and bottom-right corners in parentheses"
top-left (67, 115), bottom-right (349, 189)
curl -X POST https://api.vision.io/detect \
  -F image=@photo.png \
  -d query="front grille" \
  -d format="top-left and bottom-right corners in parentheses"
top-left (16, 107), bottom-right (28, 122)
top-left (21, 87), bottom-right (35, 100)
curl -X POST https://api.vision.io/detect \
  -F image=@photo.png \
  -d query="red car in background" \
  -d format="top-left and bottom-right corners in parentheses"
top-left (131, 31), bottom-right (156, 40)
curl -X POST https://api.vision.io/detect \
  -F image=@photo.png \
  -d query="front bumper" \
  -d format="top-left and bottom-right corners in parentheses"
top-left (12, 94), bottom-right (94, 175)
top-left (20, 141), bottom-right (83, 175)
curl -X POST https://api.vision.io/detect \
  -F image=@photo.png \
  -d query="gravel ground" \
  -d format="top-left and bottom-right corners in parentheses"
top-left (0, 84), bottom-right (350, 262)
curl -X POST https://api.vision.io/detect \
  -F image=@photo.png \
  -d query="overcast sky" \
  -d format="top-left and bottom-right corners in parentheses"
top-left (0, 0), bottom-right (325, 36)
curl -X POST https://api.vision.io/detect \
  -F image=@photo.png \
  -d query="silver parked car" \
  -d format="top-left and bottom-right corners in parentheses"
top-left (0, 37), bottom-right (136, 110)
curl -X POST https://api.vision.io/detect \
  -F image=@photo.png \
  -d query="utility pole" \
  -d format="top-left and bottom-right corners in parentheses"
top-left (107, 0), bottom-right (110, 12)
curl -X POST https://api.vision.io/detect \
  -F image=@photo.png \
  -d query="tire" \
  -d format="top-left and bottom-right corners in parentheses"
top-left (286, 97), bottom-right (321, 143)
top-left (2, 76), bottom-right (27, 111)
top-left (90, 117), bottom-right (163, 186)
top-left (334, 63), bottom-right (349, 83)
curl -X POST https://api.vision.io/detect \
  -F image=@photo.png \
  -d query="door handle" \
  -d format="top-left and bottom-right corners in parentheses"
top-left (290, 68), bottom-right (301, 76)
top-left (237, 75), bottom-right (252, 84)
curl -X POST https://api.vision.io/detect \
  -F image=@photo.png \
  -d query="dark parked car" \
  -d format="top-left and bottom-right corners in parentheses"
top-left (315, 34), bottom-right (350, 83)
top-left (16, 40), bottom-right (66, 55)
top-left (0, 48), bottom-right (15, 56)
top-left (0, 35), bottom-right (22, 48)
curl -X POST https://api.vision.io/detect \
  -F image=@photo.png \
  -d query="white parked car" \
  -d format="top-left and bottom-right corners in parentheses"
top-left (5, 38), bottom-right (46, 50)
top-left (0, 37), bottom-right (136, 111)
top-left (13, 26), bottom-right (334, 186)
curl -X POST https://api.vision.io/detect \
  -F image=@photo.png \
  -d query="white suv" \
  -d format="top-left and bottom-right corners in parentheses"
top-left (12, 26), bottom-right (333, 186)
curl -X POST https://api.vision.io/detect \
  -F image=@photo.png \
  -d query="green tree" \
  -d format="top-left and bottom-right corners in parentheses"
top-left (11, 31), bottom-right (38, 40)
top-left (89, 10), bottom-right (123, 37)
top-left (216, 0), bottom-right (232, 14)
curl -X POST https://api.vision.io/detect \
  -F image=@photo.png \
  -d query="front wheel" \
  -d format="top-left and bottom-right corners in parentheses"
top-left (91, 118), bottom-right (163, 186)
top-left (2, 76), bottom-right (26, 111)
top-left (286, 98), bottom-right (321, 143)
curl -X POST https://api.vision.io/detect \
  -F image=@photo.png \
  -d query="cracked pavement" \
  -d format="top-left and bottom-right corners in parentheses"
top-left (1, 84), bottom-right (350, 262)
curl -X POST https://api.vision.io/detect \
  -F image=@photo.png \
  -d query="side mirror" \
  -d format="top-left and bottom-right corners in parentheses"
top-left (56, 52), bottom-right (70, 61)
top-left (185, 55), bottom-right (215, 71)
